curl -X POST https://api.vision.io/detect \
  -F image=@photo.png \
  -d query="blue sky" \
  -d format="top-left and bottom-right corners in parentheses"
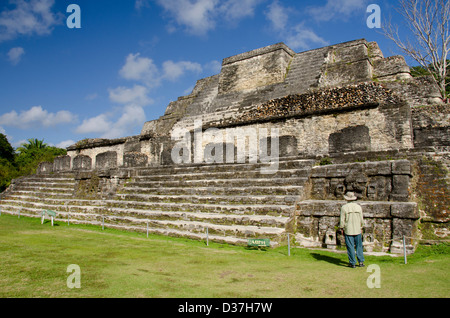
top-left (0, 0), bottom-right (411, 149)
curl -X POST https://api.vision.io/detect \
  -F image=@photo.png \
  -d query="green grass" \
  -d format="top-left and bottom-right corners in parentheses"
top-left (0, 214), bottom-right (449, 298)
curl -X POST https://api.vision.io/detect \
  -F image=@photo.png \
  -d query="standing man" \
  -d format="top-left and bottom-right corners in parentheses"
top-left (340, 192), bottom-right (365, 268)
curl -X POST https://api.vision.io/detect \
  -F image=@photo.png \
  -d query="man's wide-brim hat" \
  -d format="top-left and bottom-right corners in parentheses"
top-left (344, 192), bottom-right (357, 201)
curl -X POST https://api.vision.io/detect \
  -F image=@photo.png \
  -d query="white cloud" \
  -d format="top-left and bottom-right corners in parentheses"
top-left (0, 106), bottom-right (78, 129)
top-left (204, 60), bottom-right (222, 74)
top-left (119, 53), bottom-right (160, 88)
top-left (75, 114), bottom-right (111, 135)
top-left (308, 0), bottom-right (369, 22)
top-left (265, 0), bottom-right (288, 31)
top-left (119, 52), bottom-right (204, 86)
top-left (155, 0), bottom-right (262, 35)
top-left (265, 1), bottom-right (328, 51)
top-left (106, 105), bottom-right (146, 138)
top-left (56, 139), bottom-right (75, 148)
top-left (156, 0), bottom-right (218, 35)
top-left (135, 0), bottom-right (150, 11)
top-left (219, 0), bottom-right (263, 21)
top-left (285, 23), bottom-right (329, 51)
top-left (7, 46), bottom-right (25, 65)
top-left (75, 105), bottom-right (146, 139)
top-left (108, 85), bottom-right (153, 106)
top-left (162, 60), bottom-right (202, 81)
top-left (77, 82), bottom-right (153, 138)
top-left (0, 0), bottom-right (63, 42)
top-left (85, 93), bottom-right (98, 101)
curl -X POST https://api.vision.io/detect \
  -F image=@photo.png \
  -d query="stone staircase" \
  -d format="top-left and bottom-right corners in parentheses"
top-left (0, 158), bottom-right (315, 247)
top-left (284, 47), bottom-right (328, 94)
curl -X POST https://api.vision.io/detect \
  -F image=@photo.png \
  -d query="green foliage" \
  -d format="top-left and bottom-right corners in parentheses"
top-left (0, 158), bottom-right (18, 192)
top-left (0, 134), bottom-right (15, 163)
top-left (319, 156), bottom-right (333, 166)
top-left (0, 138), bottom-right (67, 192)
top-left (411, 60), bottom-right (450, 99)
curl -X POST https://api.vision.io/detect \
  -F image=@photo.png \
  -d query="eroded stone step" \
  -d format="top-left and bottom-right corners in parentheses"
top-left (120, 185), bottom-right (304, 196)
top-left (132, 159), bottom-right (315, 176)
top-left (124, 177), bottom-right (309, 189)
top-left (129, 168), bottom-right (311, 182)
top-left (0, 205), bottom-right (286, 242)
top-left (1, 197), bottom-right (294, 217)
top-left (115, 193), bottom-right (299, 205)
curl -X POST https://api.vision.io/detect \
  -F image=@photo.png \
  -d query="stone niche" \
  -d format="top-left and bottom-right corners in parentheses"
top-left (95, 151), bottom-right (117, 169)
top-left (53, 155), bottom-right (71, 171)
top-left (123, 152), bottom-right (148, 167)
top-left (73, 155), bottom-right (92, 170)
top-left (218, 43), bottom-right (296, 95)
top-left (329, 125), bottom-right (371, 154)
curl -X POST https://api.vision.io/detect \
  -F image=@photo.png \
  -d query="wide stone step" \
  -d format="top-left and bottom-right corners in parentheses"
top-left (17, 180), bottom-right (75, 187)
top-left (0, 204), bottom-right (288, 228)
top-left (0, 197), bottom-right (294, 217)
top-left (129, 168), bottom-right (311, 182)
top-left (0, 205), bottom-right (286, 243)
top-left (119, 185), bottom-right (304, 196)
top-left (124, 177), bottom-right (309, 189)
top-left (9, 185), bottom-right (74, 194)
top-left (2, 191), bottom-right (74, 200)
top-left (132, 159), bottom-right (315, 176)
top-left (115, 193), bottom-right (299, 205)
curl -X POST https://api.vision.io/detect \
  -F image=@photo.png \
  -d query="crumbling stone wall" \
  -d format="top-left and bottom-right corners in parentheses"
top-left (412, 104), bottom-right (450, 150)
top-left (296, 159), bottom-right (419, 253)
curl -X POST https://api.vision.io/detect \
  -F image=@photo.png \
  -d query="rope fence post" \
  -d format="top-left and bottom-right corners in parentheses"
top-left (206, 227), bottom-right (209, 246)
top-left (403, 236), bottom-right (407, 265)
top-left (102, 216), bottom-right (105, 230)
top-left (287, 233), bottom-right (291, 256)
top-left (146, 220), bottom-right (149, 238)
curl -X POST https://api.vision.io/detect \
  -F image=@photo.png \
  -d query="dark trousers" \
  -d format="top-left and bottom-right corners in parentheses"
top-left (344, 233), bottom-right (365, 265)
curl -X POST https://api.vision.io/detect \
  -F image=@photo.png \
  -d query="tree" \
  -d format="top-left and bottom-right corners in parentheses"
top-left (16, 138), bottom-right (48, 155)
top-left (410, 59), bottom-right (450, 97)
top-left (382, 0), bottom-right (450, 102)
top-left (0, 133), bottom-right (15, 163)
top-left (0, 138), bottom-right (67, 192)
top-left (0, 134), bottom-right (17, 192)
top-left (15, 139), bottom-right (66, 176)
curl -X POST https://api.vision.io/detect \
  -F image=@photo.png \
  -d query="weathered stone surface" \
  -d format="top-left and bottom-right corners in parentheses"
top-left (390, 202), bottom-right (419, 219)
top-left (372, 55), bottom-right (412, 81)
top-left (123, 152), bottom-right (148, 168)
top-left (219, 43), bottom-right (295, 95)
top-left (36, 162), bottom-right (53, 174)
top-left (73, 155), bottom-right (91, 170)
top-left (54, 156), bottom-right (71, 171)
top-left (329, 125), bottom-right (371, 153)
top-left (96, 151), bottom-right (117, 169)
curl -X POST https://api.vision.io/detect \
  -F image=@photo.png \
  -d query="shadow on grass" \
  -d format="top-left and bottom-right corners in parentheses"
top-left (310, 253), bottom-right (348, 267)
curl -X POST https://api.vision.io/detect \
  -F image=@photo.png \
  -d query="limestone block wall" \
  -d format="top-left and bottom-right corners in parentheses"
top-left (295, 159), bottom-right (419, 253)
top-left (411, 104), bottom-right (450, 150)
top-left (219, 43), bottom-right (295, 95)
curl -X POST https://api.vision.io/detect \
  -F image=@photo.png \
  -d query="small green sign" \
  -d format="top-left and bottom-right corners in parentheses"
top-left (43, 210), bottom-right (56, 217)
top-left (247, 238), bottom-right (270, 247)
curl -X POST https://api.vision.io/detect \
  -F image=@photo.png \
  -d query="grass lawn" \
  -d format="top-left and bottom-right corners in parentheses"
top-left (0, 214), bottom-right (448, 298)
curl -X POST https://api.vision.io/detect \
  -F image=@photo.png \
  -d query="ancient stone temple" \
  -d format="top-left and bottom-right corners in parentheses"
top-left (1, 39), bottom-right (448, 253)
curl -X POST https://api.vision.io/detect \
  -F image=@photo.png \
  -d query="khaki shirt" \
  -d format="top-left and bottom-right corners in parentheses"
top-left (339, 202), bottom-right (363, 235)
